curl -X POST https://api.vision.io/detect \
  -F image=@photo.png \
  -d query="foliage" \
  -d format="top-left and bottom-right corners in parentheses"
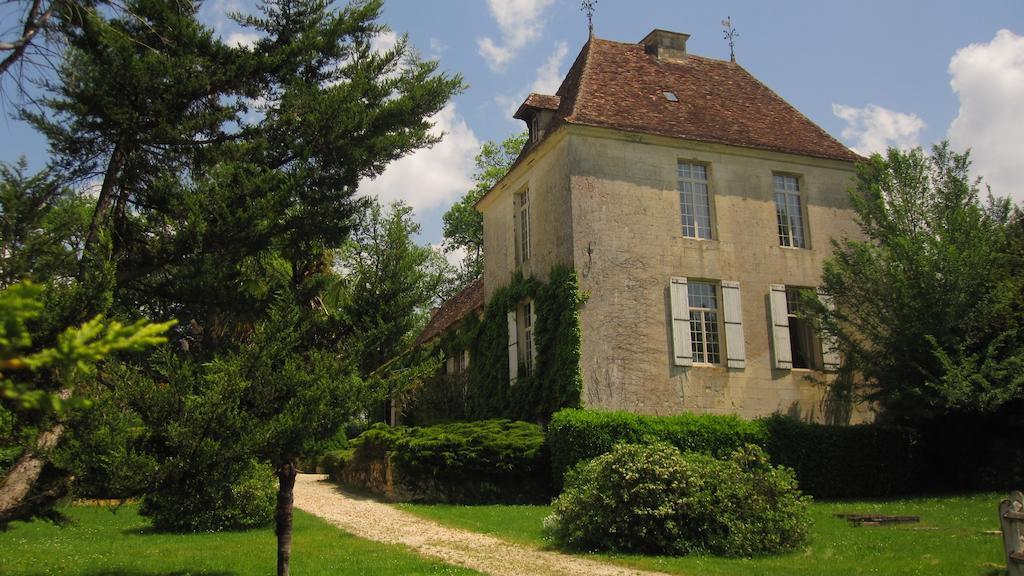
top-left (339, 199), bottom-right (454, 375)
top-left (320, 448), bottom-right (354, 481)
top-left (343, 420), bottom-right (550, 503)
top-left (547, 409), bottom-right (924, 498)
top-left (142, 457), bottom-right (276, 532)
top-left (400, 493), bottom-right (1003, 576)
top-left (544, 443), bottom-right (811, 557)
top-left (0, 160), bottom-right (91, 288)
top-left (547, 409), bottom-right (766, 488)
top-left (464, 267), bottom-right (584, 422)
top-left (51, 390), bottom-right (158, 499)
top-left (818, 143), bottom-right (1023, 422)
top-left (126, 302), bottom-right (368, 531)
top-left (760, 414), bottom-right (919, 498)
top-left (0, 281), bottom-right (172, 413)
top-left (336, 199), bottom-right (451, 422)
top-left (441, 132), bottom-right (527, 283)
top-left (10, 2), bottom-right (462, 571)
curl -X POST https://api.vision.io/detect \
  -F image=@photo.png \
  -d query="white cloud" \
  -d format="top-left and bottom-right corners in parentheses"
top-left (431, 243), bottom-right (467, 270)
top-left (358, 103), bottom-right (480, 214)
top-left (477, 37), bottom-right (515, 69)
top-left (477, 0), bottom-right (555, 72)
top-left (492, 41), bottom-right (570, 126)
top-left (531, 40), bottom-right (569, 94)
top-left (832, 103), bottom-right (926, 155)
top-left (226, 31), bottom-right (259, 49)
top-left (428, 38), bottom-right (447, 58)
top-left (371, 30), bottom-right (399, 54)
top-left (494, 94), bottom-right (523, 122)
top-left (947, 29), bottom-right (1024, 205)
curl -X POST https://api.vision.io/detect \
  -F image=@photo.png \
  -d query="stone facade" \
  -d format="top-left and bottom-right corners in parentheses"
top-left (472, 30), bottom-right (869, 423)
top-left (479, 124), bottom-right (864, 422)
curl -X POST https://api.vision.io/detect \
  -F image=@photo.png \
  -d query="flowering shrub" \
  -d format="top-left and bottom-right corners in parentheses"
top-left (544, 443), bottom-right (810, 557)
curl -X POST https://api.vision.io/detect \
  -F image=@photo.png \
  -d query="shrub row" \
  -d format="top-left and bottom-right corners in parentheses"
top-left (341, 419), bottom-right (551, 503)
top-left (761, 415), bottom-right (918, 498)
top-left (548, 409), bottom-right (920, 499)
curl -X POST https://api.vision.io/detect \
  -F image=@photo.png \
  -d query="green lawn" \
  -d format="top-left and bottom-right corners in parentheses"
top-left (0, 505), bottom-right (478, 576)
top-left (397, 493), bottom-right (1008, 575)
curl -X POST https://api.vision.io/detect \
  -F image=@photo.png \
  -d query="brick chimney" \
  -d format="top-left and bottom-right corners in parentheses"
top-left (641, 29), bottom-right (690, 62)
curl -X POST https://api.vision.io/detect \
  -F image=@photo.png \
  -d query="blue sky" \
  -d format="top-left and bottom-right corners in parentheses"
top-left (2, 0), bottom-right (1022, 252)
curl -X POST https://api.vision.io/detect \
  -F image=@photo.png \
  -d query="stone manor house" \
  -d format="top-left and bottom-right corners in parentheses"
top-left (416, 29), bottom-right (865, 422)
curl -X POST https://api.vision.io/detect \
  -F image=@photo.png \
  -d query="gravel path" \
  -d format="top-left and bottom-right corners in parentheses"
top-left (293, 474), bottom-right (674, 576)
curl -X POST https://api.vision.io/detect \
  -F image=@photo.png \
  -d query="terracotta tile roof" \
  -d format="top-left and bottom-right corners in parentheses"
top-left (514, 93), bottom-right (561, 119)
top-left (414, 277), bottom-right (484, 347)
top-left (515, 36), bottom-right (859, 163)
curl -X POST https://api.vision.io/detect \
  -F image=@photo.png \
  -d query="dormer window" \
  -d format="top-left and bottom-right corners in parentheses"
top-left (663, 91), bottom-right (678, 102)
top-left (531, 114), bottom-right (541, 142)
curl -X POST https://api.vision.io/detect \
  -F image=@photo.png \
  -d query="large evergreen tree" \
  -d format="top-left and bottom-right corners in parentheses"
top-left (3, 0), bottom-right (463, 572)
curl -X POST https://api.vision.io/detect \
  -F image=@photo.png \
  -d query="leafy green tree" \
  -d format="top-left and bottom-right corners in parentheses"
top-left (0, 160), bottom-right (91, 288)
top-left (340, 199), bottom-right (451, 375)
top-left (0, 282), bottom-right (171, 527)
top-left (336, 199), bottom-right (449, 422)
top-left (442, 132), bottom-right (526, 282)
top-left (817, 143), bottom-right (1022, 422)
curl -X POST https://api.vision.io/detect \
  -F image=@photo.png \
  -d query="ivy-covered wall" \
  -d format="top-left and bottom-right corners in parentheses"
top-left (408, 266), bottom-right (585, 424)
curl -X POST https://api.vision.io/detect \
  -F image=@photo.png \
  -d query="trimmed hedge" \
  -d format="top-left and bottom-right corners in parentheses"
top-left (342, 419), bottom-right (551, 503)
top-left (547, 409), bottom-right (767, 488)
top-left (548, 409), bottom-right (920, 499)
top-left (761, 415), bottom-right (919, 498)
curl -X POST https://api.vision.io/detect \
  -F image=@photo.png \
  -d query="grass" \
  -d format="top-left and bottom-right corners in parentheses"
top-left (397, 493), bottom-right (1008, 575)
top-left (0, 504), bottom-right (478, 576)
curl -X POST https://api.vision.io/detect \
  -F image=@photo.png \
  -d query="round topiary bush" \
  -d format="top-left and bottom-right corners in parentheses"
top-left (543, 443), bottom-right (810, 557)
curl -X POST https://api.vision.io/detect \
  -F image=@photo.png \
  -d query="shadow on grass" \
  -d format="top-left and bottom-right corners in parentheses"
top-left (22, 571), bottom-right (236, 576)
top-left (120, 525), bottom-right (271, 536)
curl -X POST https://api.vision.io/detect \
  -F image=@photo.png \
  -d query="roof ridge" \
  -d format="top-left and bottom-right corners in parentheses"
top-left (559, 36), bottom-right (595, 122)
top-left (728, 65), bottom-right (863, 161)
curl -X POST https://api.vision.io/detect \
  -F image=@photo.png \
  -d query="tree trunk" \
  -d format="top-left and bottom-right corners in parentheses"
top-left (0, 421), bottom-right (65, 525)
top-left (276, 461), bottom-right (297, 576)
top-left (82, 138), bottom-right (128, 258)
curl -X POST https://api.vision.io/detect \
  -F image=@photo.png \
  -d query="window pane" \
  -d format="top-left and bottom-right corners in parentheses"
top-left (679, 163), bottom-right (712, 239)
top-left (687, 282), bottom-right (720, 364)
top-left (774, 176), bottom-right (805, 248)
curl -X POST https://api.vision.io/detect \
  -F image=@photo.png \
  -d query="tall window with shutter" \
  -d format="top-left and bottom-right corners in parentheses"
top-left (774, 174), bottom-right (806, 248)
top-left (687, 282), bottom-right (721, 364)
top-left (768, 284), bottom-right (837, 371)
top-left (678, 162), bottom-right (713, 239)
top-left (669, 278), bottom-right (745, 368)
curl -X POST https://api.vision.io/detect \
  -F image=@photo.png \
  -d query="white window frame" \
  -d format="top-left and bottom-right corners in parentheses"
top-left (678, 162), bottom-right (713, 240)
top-left (687, 281), bottom-right (722, 365)
top-left (516, 189), bottom-right (531, 265)
top-left (774, 174), bottom-right (807, 248)
top-left (521, 301), bottom-right (535, 376)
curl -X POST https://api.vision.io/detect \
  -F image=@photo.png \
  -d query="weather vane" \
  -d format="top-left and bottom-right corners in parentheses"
top-left (722, 16), bottom-right (739, 62)
top-left (581, 0), bottom-right (597, 37)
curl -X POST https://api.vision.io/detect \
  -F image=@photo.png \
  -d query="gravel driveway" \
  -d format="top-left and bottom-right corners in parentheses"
top-left (293, 474), bottom-right (673, 576)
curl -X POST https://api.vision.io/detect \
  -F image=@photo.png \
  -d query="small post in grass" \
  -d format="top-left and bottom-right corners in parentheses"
top-left (1000, 490), bottom-right (1024, 576)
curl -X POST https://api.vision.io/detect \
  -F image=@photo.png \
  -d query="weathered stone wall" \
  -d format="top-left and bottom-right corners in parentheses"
top-left (564, 126), bottom-right (868, 422)
top-left (480, 131), bottom-right (574, 297)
